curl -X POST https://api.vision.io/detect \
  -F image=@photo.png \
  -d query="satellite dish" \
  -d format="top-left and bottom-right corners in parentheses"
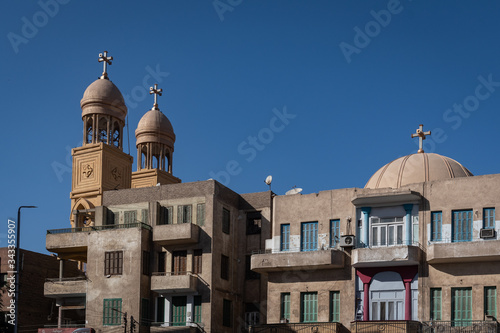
top-left (285, 187), bottom-right (303, 195)
top-left (265, 175), bottom-right (272, 185)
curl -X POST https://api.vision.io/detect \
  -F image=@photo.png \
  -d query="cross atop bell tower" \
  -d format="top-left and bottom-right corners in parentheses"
top-left (411, 124), bottom-right (431, 153)
top-left (98, 51), bottom-right (113, 79)
top-left (150, 84), bottom-right (162, 110)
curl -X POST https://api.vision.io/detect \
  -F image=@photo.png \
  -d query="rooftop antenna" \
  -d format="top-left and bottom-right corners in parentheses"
top-left (265, 175), bottom-right (272, 191)
top-left (285, 186), bottom-right (303, 195)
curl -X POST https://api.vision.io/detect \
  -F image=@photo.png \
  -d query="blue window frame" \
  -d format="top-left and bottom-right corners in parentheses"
top-left (280, 224), bottom-right (290, 251)
top-left (431, 212), bottom-right (442, 241)
top-left (301, 222), bottom-right (318, 252)
top-left (484, 208), bottom-right (495, 229)
top-left (330, 219), bottom-right (340, 247)
top-left (452, 210), bottom-right (472, 242)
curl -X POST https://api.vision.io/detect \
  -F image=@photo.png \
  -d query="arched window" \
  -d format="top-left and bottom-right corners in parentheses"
top-left (98, 117), bottom-right (108, 143)
top-left (86, 118), bottom-right (93, 144)
top-left (112, 121), bottom-right (120, 147)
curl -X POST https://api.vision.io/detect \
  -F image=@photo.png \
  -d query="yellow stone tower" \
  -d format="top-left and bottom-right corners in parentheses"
top-left (131, 83), bottom-right (181, 188)
top-left (69, 52), bottom-right (133, 227)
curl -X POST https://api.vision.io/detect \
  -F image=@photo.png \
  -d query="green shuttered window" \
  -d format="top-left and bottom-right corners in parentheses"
top-left (452, 287), bottom-right (472, 326)
top-left (301, 292), bottom-right (317, 323)
top-left (430, 288), bottom-right (442, 320)
top-left (103, 298), bottom-right (122, 325)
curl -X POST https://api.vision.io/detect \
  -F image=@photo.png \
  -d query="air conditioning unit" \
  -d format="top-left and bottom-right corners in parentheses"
top-left (480, 228), bottom-right (496, 238)
top-left (340, 235), bottom-right (355, 248)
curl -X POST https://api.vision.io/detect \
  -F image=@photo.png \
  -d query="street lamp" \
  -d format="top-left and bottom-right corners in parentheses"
top-left (14, 205), bottom-right (37, 333)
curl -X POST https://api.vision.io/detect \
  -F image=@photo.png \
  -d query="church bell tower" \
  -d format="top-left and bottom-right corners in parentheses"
top-left (70, 51), bottom-right (133, 227)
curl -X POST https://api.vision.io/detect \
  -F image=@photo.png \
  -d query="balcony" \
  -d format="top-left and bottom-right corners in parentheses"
top-left (46, 223), bottom-right (152, 259)
top-left (352, 245), bottom-right (422, 268)
top-left (250, 322), bottom-right (344, 333)
top-left (427, 239), bottom-right (500, 264)
top-left (153, 223), bottom-right (200, 245)
top-left (151, 272), bottom-right (199, 293)
top-left (351, 321), bottom-right (422, 333)
top-left (251, 249), bottom-right (344, 273)
top-left (44, 277), bottom-right (87, 298)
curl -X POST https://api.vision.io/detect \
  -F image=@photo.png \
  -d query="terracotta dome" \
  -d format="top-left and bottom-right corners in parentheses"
top-left (80, 78), bottom-right (127, 122)
top-left (135, 109), bottom-right (175, 148)
top-left (365, 153), bottom-right (473, 189)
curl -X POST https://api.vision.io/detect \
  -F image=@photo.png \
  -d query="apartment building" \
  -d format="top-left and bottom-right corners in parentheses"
top-left (44, 53), bottom-right (500, 333)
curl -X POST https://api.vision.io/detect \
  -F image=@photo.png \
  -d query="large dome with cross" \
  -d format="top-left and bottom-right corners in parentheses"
top-left (364, 125), bottom-right (473, 189)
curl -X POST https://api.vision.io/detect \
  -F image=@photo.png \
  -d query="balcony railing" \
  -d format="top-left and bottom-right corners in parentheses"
top-left (421, 321), bottom-right (499, 333)
top-left (47, 222), bottom-right (152, 234)
top-left (351, 320), bottom-right (423, 333)
top-left (45, 276), bottom-right (87, 282)
top-left (250, 322), bottom-right (344, 333)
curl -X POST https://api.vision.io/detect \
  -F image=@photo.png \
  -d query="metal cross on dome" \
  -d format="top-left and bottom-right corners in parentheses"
top-left (98, 51), bottom-right (113, 79)
top-left (150, 84), bottom-right (162, 110)
top-left (411, 124), bottom-right (431, 153)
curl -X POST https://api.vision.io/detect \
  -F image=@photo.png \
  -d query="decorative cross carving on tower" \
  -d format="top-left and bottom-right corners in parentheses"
top-left (411, 124), bottom-right (431, 153)
top-left (98, 51), bottom-right (113, 79)
top-left (150, 84), bottom-right (162, 110)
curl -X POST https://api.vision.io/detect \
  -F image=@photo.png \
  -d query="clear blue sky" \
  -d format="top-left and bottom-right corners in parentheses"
top-left (2, 1), bottom-right (500, 254)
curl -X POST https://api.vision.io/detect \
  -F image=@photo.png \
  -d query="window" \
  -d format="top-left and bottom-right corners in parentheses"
top-left (431, 212), bottom-right (442, 241)
top-left (177, 205), bottom-right (192, 224)
top-left (124, 210), bottom-right (137, 224)
top-left (106, 209), bottom-right (116, 225)
top-left (172, 251), bottom-right (187, 275)
top-left (430, 288), bottom-right (442, 320)
top-left (330, 219), bottom-right (340, 247)
top-left (103, 298), bottom-right (122, 325)
top-left (141, 209), bottom-right (149, 224)
top-left (330, 291), bottom-right (340, 322)
top-left (223, 299), bottom-right (232, 327)
top-left (221, 254), bottom-right (229, 280)
top-left (193, 296), bottom-right (202, 323)
top-left (485, 286), bottom-right (497, 317)
top-left (222, 208), bottom-right (230, 234)
top-left (141, 298), bottom-right (150, 326)
top-left (246, 211), bottom-right (262, 235)
top-left (142, 251), bottom-right (150, 276)
top-left (158, 206), bottom-right (173, 225)
top-left (452, 287), bottom-right (472, 326)
top-left (301, 292), bottom-right (318, 322)
top-left (281, 293), bottom-right (290, 322)
top-left (371, 217), bottom-right (403, 246)
top-left (193, 249), bottom-right (202, 275)
top-left (245, 303), bottom-right (260, 328)
top-left (453, 210), bottom-right (472, 242)
top-left (245, 255), bottom-right (260, 280)
top-left (197, 203), bottom-right (205, 226)
top-left (156, 297), bottom-right (165, 323)
top-left (171, 296), bottom-right (186, 326)
top-left (280, 224), bottom-right (290, 251)
top-left (104, 251), bottom-right (123, 275)
top-left (157, 252), bottom-right (165, 273)
top-left (484, 208), bottom-right (496, 229)
top-left (301, 222), bottom-right (318, 252)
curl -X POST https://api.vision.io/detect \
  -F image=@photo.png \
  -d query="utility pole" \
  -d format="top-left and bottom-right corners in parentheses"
top-left (123, 312), bottom-right (127, 333)
top-left (130, 316), bottom-right (136, 333)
